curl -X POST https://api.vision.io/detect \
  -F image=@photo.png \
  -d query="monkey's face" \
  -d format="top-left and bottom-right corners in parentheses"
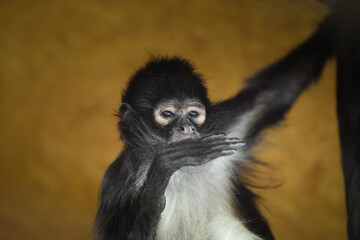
top-left (153, 98), bottom-right (206, 143)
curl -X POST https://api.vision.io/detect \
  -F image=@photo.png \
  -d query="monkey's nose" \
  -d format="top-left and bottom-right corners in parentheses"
top-left (178, 125), bottom-right (195, 134)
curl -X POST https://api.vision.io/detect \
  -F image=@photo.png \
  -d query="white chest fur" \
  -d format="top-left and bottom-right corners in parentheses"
top-left (156, 157), bottom-right (262, 240)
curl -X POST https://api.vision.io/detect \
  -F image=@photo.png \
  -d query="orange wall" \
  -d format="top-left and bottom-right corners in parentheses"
top-left (0, 0), bottom-right (346, 239)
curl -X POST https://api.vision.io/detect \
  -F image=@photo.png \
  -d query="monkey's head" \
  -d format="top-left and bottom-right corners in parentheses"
top-left (119, 57), bottom-right (212, 145)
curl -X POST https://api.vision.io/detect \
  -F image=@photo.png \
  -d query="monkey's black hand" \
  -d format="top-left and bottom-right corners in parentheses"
top-left (144, 134), bottom-right (245, 208)
top-left (157, 134), bottom-right (245, 175)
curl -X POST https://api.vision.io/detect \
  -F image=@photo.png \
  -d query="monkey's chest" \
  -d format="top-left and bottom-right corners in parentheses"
top-left (156, 162), bottom-right (262, 240)
top-left (156, 167), bottom-right (220, 240)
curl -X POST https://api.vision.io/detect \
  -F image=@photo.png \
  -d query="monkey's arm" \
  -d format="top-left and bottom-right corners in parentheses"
top-left (94, 135), bottom-right (244, 240)
top-left (212, 16), bottom-right (333, 142)
top-left (94, 153), bottom-right (163, 240)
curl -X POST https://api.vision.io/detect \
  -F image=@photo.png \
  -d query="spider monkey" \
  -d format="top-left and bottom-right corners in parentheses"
top-left (94, 16), bottom-right (334, 240)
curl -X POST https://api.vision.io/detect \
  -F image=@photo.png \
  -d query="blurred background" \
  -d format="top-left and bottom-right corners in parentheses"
top-left (0, 0), bottom-right (346, 239)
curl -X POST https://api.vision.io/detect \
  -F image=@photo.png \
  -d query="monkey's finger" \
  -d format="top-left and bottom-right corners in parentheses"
top-left (203, 143), bottom-right (240, 155)
top-left (164, 137), bottom-right (244, 156)
top-left (205, 139), bottom-right (245, 151)
top-left (226, 140), bottom-right (246, 149)
top-left (201, 133), bottom-right (226, 141)
top-left (201, 149), bottom-right (238, 163)
top-left (175, 138), bottom-right (244, 155)
top-left (197, 137), bottom-right (236, 147)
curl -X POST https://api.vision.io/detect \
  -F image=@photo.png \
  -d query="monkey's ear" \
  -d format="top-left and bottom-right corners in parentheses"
top-left (119, 103), bottom-right (130, 114)
top-left (118, 103), bottom-right (135, 119)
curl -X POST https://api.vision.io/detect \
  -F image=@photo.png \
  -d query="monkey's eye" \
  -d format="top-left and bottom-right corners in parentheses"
top-left (188, 111), bottom-right (199, 118)
top-left (161, 111), bottom-right (175, 118)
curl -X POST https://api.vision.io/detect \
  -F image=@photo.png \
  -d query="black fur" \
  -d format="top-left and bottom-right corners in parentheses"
top-left (334, 1), bottom-right (360, 239)
top-left (94, 16), bottom-right (333, 240)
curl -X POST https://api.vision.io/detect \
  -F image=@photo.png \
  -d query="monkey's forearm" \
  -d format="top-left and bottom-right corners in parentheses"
top-left (213, 16), bottom-right (334, 141)
top-left (246, 16), bottom-right (333, 103)
top-left (110, 165), bottom-right (174, 239)
top-left (95, 180), bottom-right (164, 240)
top-left (244, 17), bottom-right (333, 139)
top-left (95, 155), bottom-right (167, 240)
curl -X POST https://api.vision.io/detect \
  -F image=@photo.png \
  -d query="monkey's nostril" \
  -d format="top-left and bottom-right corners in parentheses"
top-left (178, 125), bottom-right (196, 134)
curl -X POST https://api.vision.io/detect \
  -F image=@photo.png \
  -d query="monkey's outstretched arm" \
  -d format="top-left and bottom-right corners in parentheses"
top-left (212, 16), bottom-right (334, 142)
top-left (94, 135), bottom-right (244, 240)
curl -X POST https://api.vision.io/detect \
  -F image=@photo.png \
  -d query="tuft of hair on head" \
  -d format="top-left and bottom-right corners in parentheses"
top-left (121, 56), bottom-right (211, 113)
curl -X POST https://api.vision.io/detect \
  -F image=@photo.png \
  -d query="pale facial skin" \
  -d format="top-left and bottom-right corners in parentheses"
top-left (154, 98), bottom-right (206, 142)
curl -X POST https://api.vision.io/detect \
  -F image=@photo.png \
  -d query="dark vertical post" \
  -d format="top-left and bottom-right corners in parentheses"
top-left (335, 1), bottom-right (360, 239)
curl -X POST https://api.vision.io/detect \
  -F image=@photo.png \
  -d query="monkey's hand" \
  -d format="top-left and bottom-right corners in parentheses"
top-left (155, 134), bottom-right (245, 176)
top-left (144, 134), bottom-right (245, 211)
